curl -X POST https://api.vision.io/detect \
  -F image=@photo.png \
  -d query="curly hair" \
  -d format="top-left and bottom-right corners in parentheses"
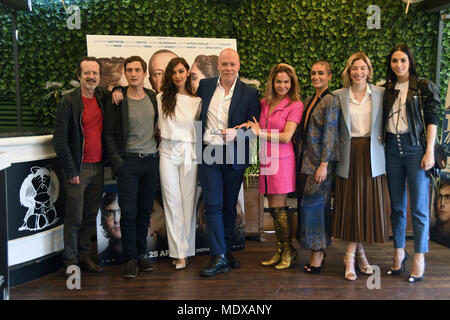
top-left (160, 57), bottom-right (195, 119)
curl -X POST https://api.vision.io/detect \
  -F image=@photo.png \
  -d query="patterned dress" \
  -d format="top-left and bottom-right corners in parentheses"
top-left (295, 89), bottom-right (339, 250)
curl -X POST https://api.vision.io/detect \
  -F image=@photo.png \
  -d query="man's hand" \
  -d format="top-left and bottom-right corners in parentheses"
top-left (68, 176), bottom-right (80, 185)
top-left (112, 90), bottom-right (124, 106)
top-left (222, 128), bottom-right (237, 142)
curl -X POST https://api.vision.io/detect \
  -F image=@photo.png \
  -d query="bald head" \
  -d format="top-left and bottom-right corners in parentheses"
top-left (218, 48), bottom-right (240, 87)
top-left (148, 50), bottom-right (177, 93)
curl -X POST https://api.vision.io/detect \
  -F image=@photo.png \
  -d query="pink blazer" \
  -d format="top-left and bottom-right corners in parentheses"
top-left (259, 97), bottom-right (303, 161)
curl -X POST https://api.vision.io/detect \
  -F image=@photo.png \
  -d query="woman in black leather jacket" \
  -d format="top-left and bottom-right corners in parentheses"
top-left (382, 44), bottom-right (441, 283)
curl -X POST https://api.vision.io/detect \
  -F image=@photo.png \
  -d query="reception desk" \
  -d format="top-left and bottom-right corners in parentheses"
top-left (0, 151), bottom-right (11, 300)
top-left (0, 133), bottom-right (65, 289)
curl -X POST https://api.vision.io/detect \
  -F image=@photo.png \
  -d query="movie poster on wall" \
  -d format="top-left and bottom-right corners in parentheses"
top-left (89, 35), bottom-right (246, 264)
top-left (430, 103), bottom-right (450, 248)
top-left (86, 35), bottom-right (236, 93)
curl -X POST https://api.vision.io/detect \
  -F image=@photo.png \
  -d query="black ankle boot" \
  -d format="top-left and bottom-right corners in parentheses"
top-left (200, 254), bottom-right (230, 277)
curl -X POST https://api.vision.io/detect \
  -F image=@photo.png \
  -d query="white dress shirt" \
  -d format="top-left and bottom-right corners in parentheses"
top-left (349, 85), bottom-right (372, 137)
top-left (203, 76), bottom-right (238, 145)
top-left (387, 80), bottom-right (410, 134)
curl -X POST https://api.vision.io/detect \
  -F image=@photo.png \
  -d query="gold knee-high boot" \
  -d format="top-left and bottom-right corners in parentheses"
top-left (261, 209), bottom-right (282, 267)
top-left (274, 207), bottom-right (297, 270)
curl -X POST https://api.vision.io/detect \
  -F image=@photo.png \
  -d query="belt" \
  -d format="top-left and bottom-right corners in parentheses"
top-left (124, 152), bottom-right (158, 158)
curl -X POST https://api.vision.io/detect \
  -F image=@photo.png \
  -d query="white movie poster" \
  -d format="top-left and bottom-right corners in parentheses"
top-left (86, 35), bottom-right (236, 93)
top-left (89, 35), bottom-right (246, 264)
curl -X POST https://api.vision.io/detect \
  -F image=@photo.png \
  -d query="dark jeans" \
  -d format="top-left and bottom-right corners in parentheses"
top-left (198, 163), bottom-right (244, 255)
top-left (117, 156), bottom-right (158, 262)
top-left (63, 162), bottom-right (104, 266)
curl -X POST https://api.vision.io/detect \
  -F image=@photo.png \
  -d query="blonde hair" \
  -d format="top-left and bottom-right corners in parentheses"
top-left (264, 63), bottom-right (301, 105)
top-left (341, 52), bottom-right (373, 87)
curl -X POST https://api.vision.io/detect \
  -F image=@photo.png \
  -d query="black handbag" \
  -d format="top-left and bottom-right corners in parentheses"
top-left (418, 86), bottom-right (447, 171)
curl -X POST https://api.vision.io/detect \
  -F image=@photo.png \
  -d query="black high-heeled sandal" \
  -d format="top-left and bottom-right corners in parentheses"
top-left (408, 259), bottom-right (425, 283)
top-left (387, 250), bottom-right (409, 276)
top-left (305, 249), bottom-right (326, 274)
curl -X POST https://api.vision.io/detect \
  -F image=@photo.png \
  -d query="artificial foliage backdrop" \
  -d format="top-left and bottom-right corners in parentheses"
top-left (0, 0), bottom-right (448, 128)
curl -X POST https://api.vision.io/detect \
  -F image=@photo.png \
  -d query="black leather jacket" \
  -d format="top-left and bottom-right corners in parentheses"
top-left (382, 74), bottom-right (441, 146)
top-left (103, 87), bottom-right (158, 171)
top-left (53, 87), bottom-right (108, 179)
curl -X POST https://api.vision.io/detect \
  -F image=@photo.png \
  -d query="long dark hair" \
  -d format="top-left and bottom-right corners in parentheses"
top-left (385, 44), bottom-right (419, 84)
top-left (160, 57), bottom-right (194, 119)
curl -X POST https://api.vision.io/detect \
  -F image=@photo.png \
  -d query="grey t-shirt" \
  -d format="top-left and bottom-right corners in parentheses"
top-left (125, 94), bottom-right (158, 154)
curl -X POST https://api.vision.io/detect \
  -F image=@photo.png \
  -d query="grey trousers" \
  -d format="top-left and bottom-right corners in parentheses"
top-left (63, 163), bottom-right (104, 265)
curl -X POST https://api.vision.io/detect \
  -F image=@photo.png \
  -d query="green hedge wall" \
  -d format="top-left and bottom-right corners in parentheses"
top-left (440, 11), bottom-right (449, 106)
top-left (0, 0), bottom-right (447, 128)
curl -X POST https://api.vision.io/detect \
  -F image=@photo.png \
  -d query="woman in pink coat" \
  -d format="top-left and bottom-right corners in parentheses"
top-left (245, 63), bottom-right (303, 269)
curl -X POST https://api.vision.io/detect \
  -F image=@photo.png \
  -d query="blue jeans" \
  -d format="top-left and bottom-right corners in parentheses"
top-left (385, 133), bottom-right (429, 253)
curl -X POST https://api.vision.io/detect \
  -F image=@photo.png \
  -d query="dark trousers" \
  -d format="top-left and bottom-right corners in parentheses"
top-left (198, 163), bottom-right (244, 255)
top-left (63, 162), bottom-right (104, 266)
top-left (117, 156), bottom-right (158, 262)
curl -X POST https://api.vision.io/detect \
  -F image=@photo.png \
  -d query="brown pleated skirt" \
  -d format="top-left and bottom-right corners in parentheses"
top-left (331, 137), bottom-right (388, 244)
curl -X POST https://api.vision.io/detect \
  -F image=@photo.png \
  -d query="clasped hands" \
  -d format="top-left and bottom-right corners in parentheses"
top-left (235, 116), bottom-right (261, 136)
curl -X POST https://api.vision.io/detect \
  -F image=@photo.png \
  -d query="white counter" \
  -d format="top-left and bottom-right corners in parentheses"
top-left (0, 151), bottom-right (11, 171)
top-left (0, 134), bottom-right (55, 164)
top-left (0, 134), bottom-right (63, 267)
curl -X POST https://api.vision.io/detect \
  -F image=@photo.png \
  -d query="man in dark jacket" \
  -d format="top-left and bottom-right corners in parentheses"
top-left (103, 56), bottom-right (159, 279)
top-left (196, 48), bottom-right (260, 277)
top-left (53, 57), bottom-right (106, 275)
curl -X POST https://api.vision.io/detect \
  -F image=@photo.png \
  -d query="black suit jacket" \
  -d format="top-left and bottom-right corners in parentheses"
top-left (196, 77), bottom-right (260, 169)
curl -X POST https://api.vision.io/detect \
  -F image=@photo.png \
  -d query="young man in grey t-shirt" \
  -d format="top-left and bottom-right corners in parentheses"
top-left (104, 56), bottom-right (159, 279)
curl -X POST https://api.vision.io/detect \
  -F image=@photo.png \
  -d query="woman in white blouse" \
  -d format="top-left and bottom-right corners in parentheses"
top-left (157, 57), bottom-right (201, 270)
top-left (331, 52), bottom-right (388, 281)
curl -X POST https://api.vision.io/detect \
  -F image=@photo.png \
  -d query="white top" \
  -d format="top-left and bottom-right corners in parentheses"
top-left (157, 93), bottom-right (201, 164)
top-left (349, 85), bottom-right (372, 137)
top-left (387, 80), bottom-right (410, 134)
top-left (157, 93), bottom-right (201, 142)
top-left (203, 76), bottom-right (238, 145)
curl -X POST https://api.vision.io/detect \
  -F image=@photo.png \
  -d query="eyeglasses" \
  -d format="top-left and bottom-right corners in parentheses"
top-left (105, 209), bottom-right (121, 221)
top-left (438, 194), bottom-right (450, 202)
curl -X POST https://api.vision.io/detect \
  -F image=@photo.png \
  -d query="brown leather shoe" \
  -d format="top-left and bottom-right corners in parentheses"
top-left (138, 255), bottom-right (154, 272)
top-left (122, 259), bottom-right (138, 279)
top-left (79, 258), bottom-right (103, 273)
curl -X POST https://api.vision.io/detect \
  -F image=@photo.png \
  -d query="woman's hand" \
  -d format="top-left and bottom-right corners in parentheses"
top-left (314, 162), bottom-right (328, 184)
top-left (247, 116), bottom-right (261, 136)
top-left (421, 150), bottom-right (435, 171)
top-left (234, 122), bottom-right (251, 130)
